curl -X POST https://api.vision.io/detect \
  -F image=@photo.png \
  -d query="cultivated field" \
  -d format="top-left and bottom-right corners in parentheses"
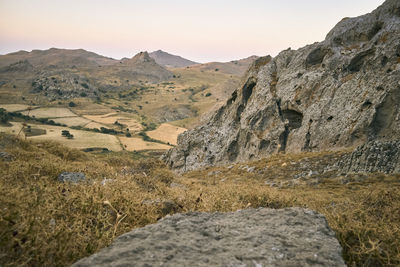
top-left (0, 104), bottom-right (33, 112)
top-left (0, 122), bottom-right (122, 151)
top-left (119, 136), bottom-right (171, 151)
top-left (147, 123), bottom-right (186, 145)
top-left (52, 116), bottom-right (92, 127)
top-left (22, 107), bottom-right (77, 118)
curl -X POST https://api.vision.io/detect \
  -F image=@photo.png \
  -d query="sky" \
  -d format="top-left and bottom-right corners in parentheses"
top-left (0, 0), bottom-right (385, 63)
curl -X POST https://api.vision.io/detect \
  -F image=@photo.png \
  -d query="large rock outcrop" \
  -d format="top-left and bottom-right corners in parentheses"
top-left (164, 0), bottom-right (400, 172)
top-left (73, 208), bottom-right (345, 266)
top-left (338, 140), bottom-right (400, 174)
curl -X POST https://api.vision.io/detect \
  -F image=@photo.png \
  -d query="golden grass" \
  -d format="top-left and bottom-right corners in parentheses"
top-left (147, 123), bottom-right (186, 145)
top-left (21, 108), bottom-right (77, 118)
top-left (0, 134), bottom-right (399, 266)
top-left (52, 117), bottom-right (92, 127)
top-left (0, 104), bottom-right (33, 112)
top-left (83, 114), bottom-right (142, 132)
top-left (0, 122), bottom-right (122, 151)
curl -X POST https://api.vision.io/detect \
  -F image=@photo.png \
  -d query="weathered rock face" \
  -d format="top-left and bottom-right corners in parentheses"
top-left (164, 0), bottom-right (400, 172)
top-left (338, 140), bottom-right (400, 174)
top-left (73, 208), bottom-right (345, 266)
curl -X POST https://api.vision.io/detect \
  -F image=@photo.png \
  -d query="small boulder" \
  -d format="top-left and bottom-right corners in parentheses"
top-left (57, 172), bottom-right (86, 183)
top-left (0, 151), bottom-right (14, 161)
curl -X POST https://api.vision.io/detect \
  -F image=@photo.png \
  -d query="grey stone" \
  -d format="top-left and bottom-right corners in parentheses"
top-left (164, 0), bottom-right (400, 172)
top-left (0, 151), bottom-right (14, 161)
top-left (73, 208), bottom-right (345, 267)
top-left (338, 140), bottom-right (400, 173)
top-left (169, 182), bottom-right (187, 190)
top-left (57, 172), bottom-right (85, 183)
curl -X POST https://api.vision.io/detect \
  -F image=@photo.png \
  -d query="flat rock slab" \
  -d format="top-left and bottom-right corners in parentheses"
top-left (73, 208), bottom-right (345, 266)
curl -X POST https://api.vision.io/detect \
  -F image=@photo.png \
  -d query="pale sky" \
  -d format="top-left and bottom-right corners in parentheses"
top-left (0, 0), bottom-right (385, 62)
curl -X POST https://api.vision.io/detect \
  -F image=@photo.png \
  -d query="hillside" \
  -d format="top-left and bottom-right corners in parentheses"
top-left (186, 55), bottom-right (259, 75)
top-left (165, 0), bottom-right (400, 172)
top-left (0, 49), bottom-right (174, 100)
top-left (0, 48), bottom-right (117, 68)
top-left (149, 50), bottom-right (199, 68)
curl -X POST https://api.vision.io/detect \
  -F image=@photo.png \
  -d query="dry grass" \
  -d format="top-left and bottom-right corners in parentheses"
top-left (147, 123), bottom-right (186, 145)
top-left (0, 104), bottom-right (33, 112)
top-left (0, 122), bottom-right (122, 151)
top-left (118, 136), bottom-right (171, 151)
top-left (52, 117), bottom-right (92, 127)
top-left (83, 114), bottom-right (142, 132)
top-left (21, 108), bottom-right (77, 118)
top-left (0, 134), bottom-right (399, 266)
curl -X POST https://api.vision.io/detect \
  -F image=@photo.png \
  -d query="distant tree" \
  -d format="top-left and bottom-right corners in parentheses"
top-left (205, 92), bottom-right (212, 97)
top-left (81, 83), bottom-right (89, 89)
top-left (68, 101), bottom-right (77, 107)
top-left (125, 132), bottom-right (132, 137)
top-left (0, 108), bottom-right (10, 124)
top-left (80, 92), bottom-right (87, 97)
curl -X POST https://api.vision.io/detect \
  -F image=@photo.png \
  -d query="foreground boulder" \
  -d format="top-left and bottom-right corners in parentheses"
top-left (73, 208), bottom-right (345, 266)
top-left (164, 0), bottom-right (400, 172)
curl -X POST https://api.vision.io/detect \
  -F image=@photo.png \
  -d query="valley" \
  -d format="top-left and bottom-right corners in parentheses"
top-left (0, 49), bottom-right (255, 152)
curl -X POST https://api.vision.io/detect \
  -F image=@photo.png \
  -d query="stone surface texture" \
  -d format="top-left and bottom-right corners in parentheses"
top-left (338, 140), bottom-right (400, 173)
top-left (164, 0), bottom-right (400, 172)
top-left (73, 208), bottom-right (345, 267)
top-left (57, 172), bottom-right (86, 183)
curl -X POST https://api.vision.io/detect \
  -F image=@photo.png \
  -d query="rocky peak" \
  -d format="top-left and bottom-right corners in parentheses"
top-left (164, 0), bottom-right (400, 172)
top-left (129, 51), bottom-right (154, 64)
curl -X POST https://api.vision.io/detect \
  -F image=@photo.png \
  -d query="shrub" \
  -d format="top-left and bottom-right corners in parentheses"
top-left (69, 102), bottom-right (77, 107)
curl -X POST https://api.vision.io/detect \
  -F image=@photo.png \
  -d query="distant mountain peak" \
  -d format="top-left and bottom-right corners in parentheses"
top-left (149, 50), bottom-right (198, 68)
top-left (129, 51), bottom-right (155, 64)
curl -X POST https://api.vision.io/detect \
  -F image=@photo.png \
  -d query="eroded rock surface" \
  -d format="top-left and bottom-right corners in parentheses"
top-left (73, 208), bottom-right (345, 267)
top-left (339, 140), bottom-right (400, 173)
top-left (164, 0), bottom-right (400, 172)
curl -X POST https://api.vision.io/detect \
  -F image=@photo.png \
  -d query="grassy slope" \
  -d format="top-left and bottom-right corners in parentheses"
top-left (0, 134), bottom-right (399, 266)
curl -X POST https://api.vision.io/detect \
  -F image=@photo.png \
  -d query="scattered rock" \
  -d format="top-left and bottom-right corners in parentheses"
top-left (141, 199), bottom-right (161, 205)
top-left (57, 172), bottom-right (86, 183)
top-left (100, 178), bottom-right (113, 186)
top-left (161, 200), bottom-right (181, 216)
top-left (73, 208), bottom-right (345, 266)
top-left (0, 151), bottom-right (14, 161)
top-left (207, 170), bottom-right (221, 176)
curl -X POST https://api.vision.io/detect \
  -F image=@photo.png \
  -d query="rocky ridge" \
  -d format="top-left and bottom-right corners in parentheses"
top-left (165, 0), bottom-right (400, 172)
top-left (0, 50), bottom-right (173, 99)
top-left (73, 208), bottom-right (345, 266)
